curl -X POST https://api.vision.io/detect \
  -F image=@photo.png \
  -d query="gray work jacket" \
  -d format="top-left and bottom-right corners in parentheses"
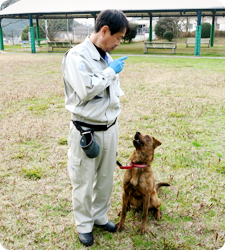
top-left (62, 37), bottom-right (124, 126)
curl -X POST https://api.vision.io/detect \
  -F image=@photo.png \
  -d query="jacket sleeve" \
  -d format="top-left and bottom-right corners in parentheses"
top-left (63, 52), bottom-right (116, 102)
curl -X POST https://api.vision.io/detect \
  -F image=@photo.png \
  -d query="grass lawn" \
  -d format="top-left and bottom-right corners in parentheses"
top-left (0, 52), bottom-right (225, 249)
top-left (3, 37), bottom-right (225, 57)
top-left (111, 37), bottom-right (225, 57)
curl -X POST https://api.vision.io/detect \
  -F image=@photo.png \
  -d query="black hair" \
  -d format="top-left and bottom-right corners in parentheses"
top-left (95, 9), bottom-right (130, 35)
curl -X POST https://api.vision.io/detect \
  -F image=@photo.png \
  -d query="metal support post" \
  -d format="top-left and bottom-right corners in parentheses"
top-left (36, 18), bottom-right (40, 46)
top-left (29, 15), bottom-right (36, 53)
top-left (210, 13), bottom-right (215, 47)
top-left (92, 12), bottom-right (97, 27)
top-left (0, 19), bottom-right (4, 50)
top-left (195, 11), bottom-right (202, 56)
top-left (149, 14), bottom-right (152, 42)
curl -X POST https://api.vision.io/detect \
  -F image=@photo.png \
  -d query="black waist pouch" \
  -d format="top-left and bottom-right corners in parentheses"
top-left (73, 121), bottom-right (100, 158)
top-left (79, 131), bottom-right (100, 158)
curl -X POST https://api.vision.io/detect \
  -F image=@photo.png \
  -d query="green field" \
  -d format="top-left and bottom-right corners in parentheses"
top-left (2, 37), bottom-right (225, 57)
top-left (0, 52), bottom-right (225, 249)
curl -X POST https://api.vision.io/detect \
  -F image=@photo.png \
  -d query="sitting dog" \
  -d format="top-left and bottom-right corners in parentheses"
top-left (116, 132), bottom-right (170, 234)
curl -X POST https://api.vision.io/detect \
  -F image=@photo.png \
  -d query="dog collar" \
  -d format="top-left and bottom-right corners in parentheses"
top-left (117, 161), bottom-right (148, 169)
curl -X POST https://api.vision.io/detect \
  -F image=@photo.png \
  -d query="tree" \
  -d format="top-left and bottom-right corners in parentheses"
top-left (154, 17), bottom-right (173, 39)
top-left (39, 19), bottom-right (73, 41)
top-left (21, 19), bottom-right (73, 41)
top-left (123, 22), bottom-right (138, 43)
top-left (182, 17), bottom-right (190, 33)
top-left (201, 22), bottom-right (211, 38)
top-left (171, 17), bottom-right (181, 38)
top-left (154, 17), bottom-right (181, 39)
top-left (21, 23), bottom-right (45, 40)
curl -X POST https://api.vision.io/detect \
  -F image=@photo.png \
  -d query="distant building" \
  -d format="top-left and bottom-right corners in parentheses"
top-left (55, 25), bottom-right (94, 42)
top-left (129, 17), bottom-right (158, 41)
top-left (184, 16), bottom-right (225, 32)
top-left (130, 16), bottom-right (225, 40)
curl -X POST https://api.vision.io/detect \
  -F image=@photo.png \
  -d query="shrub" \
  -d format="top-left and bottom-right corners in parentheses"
top-left (215, 30), bottom-right (225, 37)
top-left (201, 22), bottom-right (211, 38)
top-left (163, 31), bottom-right (173, 41)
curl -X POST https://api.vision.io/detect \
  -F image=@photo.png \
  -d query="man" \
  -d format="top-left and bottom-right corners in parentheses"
top-left (62, 9), bottom-right (130, 247)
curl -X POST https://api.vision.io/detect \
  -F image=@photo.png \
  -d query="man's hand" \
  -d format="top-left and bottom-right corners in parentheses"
top-left (108, 56), bottom-right (128, 74)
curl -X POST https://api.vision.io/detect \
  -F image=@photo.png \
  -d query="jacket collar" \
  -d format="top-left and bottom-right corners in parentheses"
top-left (85, 37), bottom-right (101, 61)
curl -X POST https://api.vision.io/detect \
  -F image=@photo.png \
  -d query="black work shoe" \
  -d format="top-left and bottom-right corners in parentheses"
top-left (94, 220), bottom-right (117, 233)
top-left (78, 232), bottom-right (94, 247)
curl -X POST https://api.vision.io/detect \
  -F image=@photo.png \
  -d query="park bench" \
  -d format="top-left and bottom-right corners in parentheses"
top-left (20, 40), bottom-right (40, 48)
top-left (186, 38), bottom-right (210, 48)
top-left (20, 41), bottom-right (32, 48)
top-left (35, 38), bottom-right (47, 46)
top-left (47, 41), bottom-right (72, 52)
top-left (144, 41), bottom-right (177, 54)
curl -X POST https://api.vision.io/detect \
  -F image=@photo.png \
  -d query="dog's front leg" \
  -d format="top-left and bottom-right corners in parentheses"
top-left (150, 189), bottom-right (162, 220)
top-left (138, 193), bottom-right (150, 234)
top-left (116, 190), bottom-right (130, 231)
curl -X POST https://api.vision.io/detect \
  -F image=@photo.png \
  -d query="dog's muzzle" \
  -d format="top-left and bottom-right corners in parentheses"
top-left (133, 132), bottom-right (144, 148)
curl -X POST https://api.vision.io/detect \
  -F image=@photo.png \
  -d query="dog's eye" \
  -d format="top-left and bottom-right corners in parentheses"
top-left (145, 135), bottom-right (151, 140)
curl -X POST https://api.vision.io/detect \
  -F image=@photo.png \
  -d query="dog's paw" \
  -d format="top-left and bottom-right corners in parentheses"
top-left (155, 211), bottom-right (162, 220)
top-left (155, 209), bottom-right (162, 220)
top-left (116, 222), bottom-right (124, 232)
top-left (155, 214), bottom-right (161, 220)
top-left (138, 226), bottom-right (146, 235)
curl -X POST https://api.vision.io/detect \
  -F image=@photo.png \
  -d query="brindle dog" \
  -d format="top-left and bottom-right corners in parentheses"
top-left (116, 132), bottom-right (170, 234)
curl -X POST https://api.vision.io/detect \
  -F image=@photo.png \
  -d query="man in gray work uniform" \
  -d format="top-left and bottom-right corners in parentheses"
top-left (62, 9), bottom-right (130, 247)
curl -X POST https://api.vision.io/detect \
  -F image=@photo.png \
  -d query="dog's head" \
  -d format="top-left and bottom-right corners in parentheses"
top-left (131, 132), bottom-right (161, 164)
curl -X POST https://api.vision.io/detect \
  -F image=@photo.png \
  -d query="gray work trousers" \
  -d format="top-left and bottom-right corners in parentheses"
top-left (67, 121), bottom-right (118, 233)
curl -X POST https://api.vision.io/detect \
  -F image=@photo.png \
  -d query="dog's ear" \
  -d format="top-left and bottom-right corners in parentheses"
top-left (153, 137), bottom-right (162, 148)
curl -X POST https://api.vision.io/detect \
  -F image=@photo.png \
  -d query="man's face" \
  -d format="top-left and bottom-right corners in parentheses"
top-left (102, 28), bottom-right (126, 52)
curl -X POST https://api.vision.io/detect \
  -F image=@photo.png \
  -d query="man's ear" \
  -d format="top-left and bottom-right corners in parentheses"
top-left (153, 137), bottom-right (162, 148)
top-left (101, 25), bottom-right (110, 37)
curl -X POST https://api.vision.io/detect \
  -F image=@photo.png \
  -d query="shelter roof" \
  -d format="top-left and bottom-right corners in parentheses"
top-left (0, 0), bottom-right (225, 19)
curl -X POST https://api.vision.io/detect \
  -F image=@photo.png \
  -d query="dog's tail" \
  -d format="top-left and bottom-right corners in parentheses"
top-left (155, 182), bottom-right (170, 192)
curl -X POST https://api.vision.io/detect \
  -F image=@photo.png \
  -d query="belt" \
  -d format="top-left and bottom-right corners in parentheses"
top-left (72, 118), bottom-right (117, 133)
